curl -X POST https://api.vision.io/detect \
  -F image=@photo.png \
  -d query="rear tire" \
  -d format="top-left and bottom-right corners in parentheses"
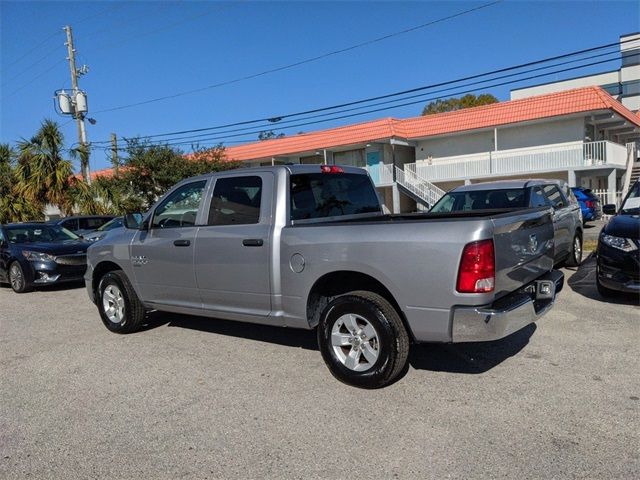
top-left (317, 290), bottom-right (410, 389)
top-left (97, 271), bottom-right (146, 333)
top-left (565, 233), bottom-right (583, 267)
top-left (9, 262), bottom-right (31, 294)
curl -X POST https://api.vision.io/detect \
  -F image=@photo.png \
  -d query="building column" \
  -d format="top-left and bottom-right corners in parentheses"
top-left (392, 184), bottom-right (401, 214)
top-left (607, 169), bottom-right (617, 205)
top-left (567, 169), bottom-right (577, 187)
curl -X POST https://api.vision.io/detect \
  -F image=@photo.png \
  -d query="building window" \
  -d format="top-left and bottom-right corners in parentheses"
top-left (300, 154), bottom-right (324, 164)
top-left (333, 149), bottom-right (365, 167)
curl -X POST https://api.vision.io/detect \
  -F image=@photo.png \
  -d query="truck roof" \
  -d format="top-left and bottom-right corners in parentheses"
top-left (450, 179), bottom-right (566, 192)
top-left (184, 164), bottom-right (370, 182)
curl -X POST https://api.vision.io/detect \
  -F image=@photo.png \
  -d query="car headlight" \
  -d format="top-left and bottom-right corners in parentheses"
top-left (600, 234), bottom-right (638, 252)
top-left (22, 251), bottom-right (55, 262)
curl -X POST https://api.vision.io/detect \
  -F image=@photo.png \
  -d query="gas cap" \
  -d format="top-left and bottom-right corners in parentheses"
top-left (290, 253), bottom-right (305, 273)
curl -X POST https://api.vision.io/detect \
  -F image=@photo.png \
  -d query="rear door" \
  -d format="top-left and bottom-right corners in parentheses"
top-left (542, 184), bottom-right (573, 262)
top-left (194, 173), bottom-right (273, 317)
top-left (130, 179), bottom-right (209, 308)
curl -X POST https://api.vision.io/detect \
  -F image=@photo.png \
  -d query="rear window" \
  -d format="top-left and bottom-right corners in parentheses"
top-left (431, 188), bottom-right (526, 213)
top-left (289, 173), bottom-right (380, 221)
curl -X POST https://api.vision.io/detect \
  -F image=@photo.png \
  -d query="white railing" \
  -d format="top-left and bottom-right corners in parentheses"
top-left (412, 141), bottom-right (628, 182)
top-left (363, 163), bottom-right (394, 186)
top-left (592, 189), bottom-right (623, 208)
top-left (396, 165), bottom-right (445, 206)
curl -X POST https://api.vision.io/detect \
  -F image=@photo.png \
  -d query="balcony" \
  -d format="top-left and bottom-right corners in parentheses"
top-left (409, 141), bottom-right (629, 183)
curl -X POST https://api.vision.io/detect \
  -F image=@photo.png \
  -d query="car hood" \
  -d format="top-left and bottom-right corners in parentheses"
top-left (14, 240), bottom-right (91, 255)
top-left (603, 214), bottom-right (640, 239)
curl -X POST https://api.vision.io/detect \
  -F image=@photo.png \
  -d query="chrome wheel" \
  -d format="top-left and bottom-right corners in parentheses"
top-left (331, 314), bottom-right (380, 371)
top-left (574, 236), bottom-right (582, 264)
top-left (102, 284), bottom-right (125, 324)
top-left (9, 264), bottom-right (23, 291)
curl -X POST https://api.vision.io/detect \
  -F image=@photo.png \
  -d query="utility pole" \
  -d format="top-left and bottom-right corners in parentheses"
top-left (110, 133), bottom-right (119, 175)
top-left (64, 25), bottom-right (91, 184)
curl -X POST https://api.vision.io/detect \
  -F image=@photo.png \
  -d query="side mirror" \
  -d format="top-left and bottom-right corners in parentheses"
top-left (124, 213), bottom-right (145, 230)
top-left (602, 204), bottom-right (617, 215)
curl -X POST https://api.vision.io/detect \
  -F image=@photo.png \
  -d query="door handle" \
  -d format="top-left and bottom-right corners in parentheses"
top-left (173, 239), bottom-right (191, 247)
top-left (242, 238), bottom-right (264, 247)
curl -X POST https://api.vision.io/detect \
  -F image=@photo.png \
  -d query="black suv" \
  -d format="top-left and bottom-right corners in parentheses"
top-left (597, 181), bottom-right (640, 297)
top-left (48, 215), bottom-right (114, 236)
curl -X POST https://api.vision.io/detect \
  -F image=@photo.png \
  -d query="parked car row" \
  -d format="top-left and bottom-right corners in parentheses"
top-left (571, 187), bottom-right (603, 224)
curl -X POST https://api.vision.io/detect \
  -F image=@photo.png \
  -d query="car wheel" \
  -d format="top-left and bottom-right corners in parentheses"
top-left (565, 234), bottom-right (583, 267)
top-left (317, 290), bottom-right (410, 389)
top-left (97, 271), bottom-right (146, 333)
top-left (9, 262), bottom-right (31, 293)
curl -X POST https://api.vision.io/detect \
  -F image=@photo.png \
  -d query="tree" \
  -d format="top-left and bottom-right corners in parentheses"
top-left (14, 119), bottom-right (78, 215)
top-left (0, 143), bottom-right (43, 223)
top-left (94, 141), bottom-right (241, 214)
top-left (422, 93), bottom-right (498, 116)
top-left (258, 130), bottom-right (285, 141)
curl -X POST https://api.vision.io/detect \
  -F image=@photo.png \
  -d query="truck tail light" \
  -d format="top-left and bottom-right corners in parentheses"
top-left (320, 165), bottom-right (344, 174)
top-left (457, 239), bottom-right (495, 293)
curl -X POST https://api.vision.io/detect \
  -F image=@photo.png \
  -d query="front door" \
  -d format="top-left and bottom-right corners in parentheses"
top-left (131, 180), bottom-right (208, 309)
top-left (195, 173), bottom-right (273, 317)
top-left (366, 151), bottom-right (381, 184)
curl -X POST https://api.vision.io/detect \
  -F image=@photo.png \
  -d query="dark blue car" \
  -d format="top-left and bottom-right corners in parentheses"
top-left (0, 223), bottom-right (90, 293)
top-left (571, 187), bottom-right (602, 224)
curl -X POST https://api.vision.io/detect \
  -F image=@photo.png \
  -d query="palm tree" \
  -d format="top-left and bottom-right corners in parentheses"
top-left (0, 143), bottom-right (43, 223)
top-left (15, 119), bottom-right (76, 215)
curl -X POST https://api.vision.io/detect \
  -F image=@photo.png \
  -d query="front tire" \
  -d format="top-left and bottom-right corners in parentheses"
top-left (9, 262), bottom-right (31, 293)
top-left (97, 271), bottom-right (146, 333)
top-left (565, 233), bottom-right (583, 267)
top-left (317, 291), bottom-right (410, 389)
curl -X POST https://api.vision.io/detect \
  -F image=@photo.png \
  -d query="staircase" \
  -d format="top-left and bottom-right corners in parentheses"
top-left (621, 142), bottom-right (639, 200)
top-left (395, 166), bottom-right (445, 209)
top-left (629, 162), bottom-right (640, 186)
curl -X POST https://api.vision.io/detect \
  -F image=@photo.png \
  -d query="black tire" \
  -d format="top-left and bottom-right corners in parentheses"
top-left (97, 270), bottom-right (146, 333)
top-left (565, 233), bottom-right (583, 267)
top-left (9, 261), bottom-right (32, 294)
top-left (317, 290), bottom-right (410, 389)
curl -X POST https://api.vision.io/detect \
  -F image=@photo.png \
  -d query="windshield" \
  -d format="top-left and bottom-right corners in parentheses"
top-left (97, 217), bottom-right (123, 231)
top-left (6, 225), bottom-right (79, 243)
top-left (620, 182), bottom-right (640, 215)
top-left (431, 188), bottom-right (526, 213)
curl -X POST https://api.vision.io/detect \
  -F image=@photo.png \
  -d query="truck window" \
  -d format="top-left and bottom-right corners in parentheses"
top-left (528, 187), bottom-right (548, 207)
top-left (152, 180), bottom-right (207, 228)
top-left (431, 188), bottom-right (525, 212)
top-left (289, 173), bottom-right (380, 221)
top-left (208, 176), bottom-right (262, 226)
top-left (542, 185), bottom-right (565, 209)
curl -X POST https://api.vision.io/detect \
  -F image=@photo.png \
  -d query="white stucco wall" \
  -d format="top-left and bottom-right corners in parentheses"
top-left (497, 117), bottom-right (585, 150)
top-left (415, 130), bottom-right (494, 161)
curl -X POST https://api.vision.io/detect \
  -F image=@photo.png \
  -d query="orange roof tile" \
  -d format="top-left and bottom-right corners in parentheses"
top-left (223, 86), bottom-right (639, 161)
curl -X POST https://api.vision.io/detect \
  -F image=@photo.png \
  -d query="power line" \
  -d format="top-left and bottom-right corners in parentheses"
top-left (92, 0), bottom-right (504, 114)
top-left (2, 31), bottom-right (61, 70)
top-left (90, 38), bottom-right (628, 144)
top-left (2, 42), bottom-right (64, 86)
top-left (92, 51), bottom-right (633, 152)
top-left (4, 60), bottom-right (66, 97)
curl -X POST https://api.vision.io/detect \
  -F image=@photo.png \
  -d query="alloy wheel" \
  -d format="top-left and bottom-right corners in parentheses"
top-left (9, 264), bottom-right (23, 291)
top-left (331, 313), bottom-right (380, 371)
top-left (102, 284), bottom-right (126, 324)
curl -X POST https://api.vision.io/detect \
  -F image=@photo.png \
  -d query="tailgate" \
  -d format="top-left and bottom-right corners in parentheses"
top-left (491, 208), bottom-right (555, 299)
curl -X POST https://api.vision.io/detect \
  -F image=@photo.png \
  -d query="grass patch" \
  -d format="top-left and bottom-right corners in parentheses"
top-left (583, 239), bottom-right (598, 252)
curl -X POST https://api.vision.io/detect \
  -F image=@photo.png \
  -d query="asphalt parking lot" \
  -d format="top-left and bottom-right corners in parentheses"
top-left (1, 255), bottom-right (638, 479)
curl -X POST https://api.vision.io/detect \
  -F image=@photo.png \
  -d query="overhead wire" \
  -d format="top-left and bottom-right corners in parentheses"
top-left (92, 0), bottom-right (504, 114)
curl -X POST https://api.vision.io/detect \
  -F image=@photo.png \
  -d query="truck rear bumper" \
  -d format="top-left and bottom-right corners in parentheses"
top-left (451, 270), bottom-right (564, 343)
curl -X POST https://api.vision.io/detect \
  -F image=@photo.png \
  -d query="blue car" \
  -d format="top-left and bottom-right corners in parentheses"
top-left (0, 223), bottom-right (90, 293)
top-left (571, 187), bottom-right (602, 224)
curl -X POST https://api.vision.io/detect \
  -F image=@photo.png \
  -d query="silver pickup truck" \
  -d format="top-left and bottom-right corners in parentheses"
top-left (86, 165), bottom-right (563, 388)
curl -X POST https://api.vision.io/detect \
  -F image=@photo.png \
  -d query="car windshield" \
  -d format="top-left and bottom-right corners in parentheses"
top-left (620, 182), bottom-right (640, 215)
top-left (430, 188), bottom-right (526, 213)
top-left (97, 217), bottom-right (123, 231)
top-left (5, 225), bottom-right (79, 243)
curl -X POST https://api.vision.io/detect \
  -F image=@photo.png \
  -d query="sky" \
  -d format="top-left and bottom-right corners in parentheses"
top-left (1, 0), bottom-right (639, 172)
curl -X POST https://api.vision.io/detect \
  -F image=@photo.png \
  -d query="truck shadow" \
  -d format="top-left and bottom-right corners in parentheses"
top-left (141, 311), bottom-right (536, 375)
top-left (409, 324), bottom-right (536, 374)
top-left (567, 254), bottom-right (639, 306)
